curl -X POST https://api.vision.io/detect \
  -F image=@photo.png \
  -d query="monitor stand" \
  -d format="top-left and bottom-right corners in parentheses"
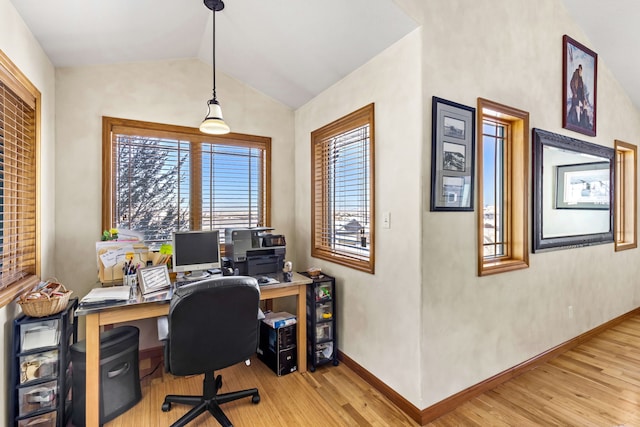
top-left (185, 270), bottom-right (210, 280)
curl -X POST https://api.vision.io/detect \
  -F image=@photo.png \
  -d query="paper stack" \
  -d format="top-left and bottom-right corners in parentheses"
top-left (262, 311), bottom-right (296, 329)
top-left (80, 286), bottom-right (131, 306)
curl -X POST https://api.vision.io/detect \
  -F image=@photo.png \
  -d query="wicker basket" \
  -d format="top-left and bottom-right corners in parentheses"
top-left (18, 281), bottom-right (72, 318)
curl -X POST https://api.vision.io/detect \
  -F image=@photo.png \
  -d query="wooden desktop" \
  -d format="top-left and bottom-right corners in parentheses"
top-left (76, 272), bottom-right (311, 427)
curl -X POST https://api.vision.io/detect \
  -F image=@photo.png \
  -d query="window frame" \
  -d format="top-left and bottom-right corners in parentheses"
top-left (102, 117), bottom-right (271, 245)
top-left (0, 50), bottom-right (42, 307)
top-left (477, 98), bottom-right (529, 276)
top-left (614, 139), bottom-right (637, 251)
top-left (311, 103), bottom-right (375, 274)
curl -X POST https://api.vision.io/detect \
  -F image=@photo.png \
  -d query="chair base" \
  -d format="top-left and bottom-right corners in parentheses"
top-left (162, 371), bottom-right (260, 427)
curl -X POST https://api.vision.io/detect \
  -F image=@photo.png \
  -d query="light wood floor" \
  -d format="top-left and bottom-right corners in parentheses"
top-left (105, 315), bottom-right (640, 426)
top-left (430, 315), bottom-right (640, 426)
top-left (104, 355), bottom-right (419, 427)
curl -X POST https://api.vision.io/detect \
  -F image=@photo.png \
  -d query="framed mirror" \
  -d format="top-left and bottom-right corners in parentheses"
top-left (532, 128), bottom-right (614, 252)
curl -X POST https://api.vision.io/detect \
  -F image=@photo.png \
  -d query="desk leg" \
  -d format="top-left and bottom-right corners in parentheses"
top-left (297, 284), bottom-right (307, 373)
top-left (86, 313), bottom-right (101, 426)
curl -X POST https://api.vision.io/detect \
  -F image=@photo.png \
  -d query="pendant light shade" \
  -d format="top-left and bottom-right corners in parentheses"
top-left (200, 99), bottom-right (230, 134)
top-left (200, 0), bottom-right (230, 135)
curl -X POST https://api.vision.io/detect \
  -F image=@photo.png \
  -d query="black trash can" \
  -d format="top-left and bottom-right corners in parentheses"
top-left (71, 326), bottom-right (142, 426)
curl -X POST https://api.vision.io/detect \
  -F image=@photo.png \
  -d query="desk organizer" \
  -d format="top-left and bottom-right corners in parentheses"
top-left (300, 271), bottom-right (339, 372)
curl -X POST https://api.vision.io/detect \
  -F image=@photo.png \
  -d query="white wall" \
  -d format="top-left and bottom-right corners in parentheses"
top-left (0, 0), bottom-right (56, 422)
top-left (54, 59), bottom-right (295, 345)
top-left (295, 29), bottom-right (424, 405)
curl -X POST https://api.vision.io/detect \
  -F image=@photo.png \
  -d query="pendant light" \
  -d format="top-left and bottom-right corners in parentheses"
top-left (199, 0), bottom-right (230, 135)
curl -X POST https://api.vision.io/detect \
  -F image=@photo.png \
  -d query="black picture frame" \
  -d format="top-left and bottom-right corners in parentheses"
top-left (430, 97), bottom-right (475, 211)
top-left (562, 35), bottom-right (598, 137)
top-left (532, 128), bottom-right (614, 253)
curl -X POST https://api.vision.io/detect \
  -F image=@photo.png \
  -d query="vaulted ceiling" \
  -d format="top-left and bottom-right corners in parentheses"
top-left (9, 0), bottom-right (640, 112)
top-left (9, 0), bottom-right (417, 109)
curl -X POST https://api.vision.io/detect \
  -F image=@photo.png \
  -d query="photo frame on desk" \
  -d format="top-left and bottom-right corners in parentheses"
top-left (138, 264), bottom-right (171, 295)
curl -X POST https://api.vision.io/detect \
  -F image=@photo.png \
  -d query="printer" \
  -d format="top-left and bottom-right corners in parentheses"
top-left (224, 227), bottom-right (286, 276)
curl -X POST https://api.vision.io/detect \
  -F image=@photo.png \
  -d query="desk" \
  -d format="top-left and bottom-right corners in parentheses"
top-left (76, 272), bottom-right (311, 427)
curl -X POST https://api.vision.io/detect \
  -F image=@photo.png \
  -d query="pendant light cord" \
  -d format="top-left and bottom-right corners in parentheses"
top-left (212, 7), bottom-right (217, 101)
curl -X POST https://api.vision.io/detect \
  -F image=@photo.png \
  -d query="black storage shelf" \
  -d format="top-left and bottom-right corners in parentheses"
top-left (300, 272), bottom-right (339, 372)
top-left (10, 297), bottom-right (78, 427)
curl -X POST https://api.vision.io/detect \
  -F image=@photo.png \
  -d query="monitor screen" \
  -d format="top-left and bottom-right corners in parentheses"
top-left (172, 230), bottom-right (221, 279)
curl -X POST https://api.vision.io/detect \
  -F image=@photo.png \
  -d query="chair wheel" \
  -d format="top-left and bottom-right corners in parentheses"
top-left (333, 360), bottom-right (339, 366)
top-left (162, 402), bottom-right (171, 412)
top-left (252, 394), bottom-right (260, 404)
top-left (310, 366), bottom-right (316, 372)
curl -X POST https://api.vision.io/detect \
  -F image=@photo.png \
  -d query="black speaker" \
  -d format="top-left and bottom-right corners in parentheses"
top-left (71, 326), bottom-right (142, 426)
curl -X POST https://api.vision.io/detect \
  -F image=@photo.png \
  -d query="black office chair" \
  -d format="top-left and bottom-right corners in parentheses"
top-left (161, 276), bottom-right (261, 427)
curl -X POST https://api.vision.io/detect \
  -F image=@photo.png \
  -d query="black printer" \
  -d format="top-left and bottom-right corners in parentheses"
top-left (224, 227), bottom-right (286, 276)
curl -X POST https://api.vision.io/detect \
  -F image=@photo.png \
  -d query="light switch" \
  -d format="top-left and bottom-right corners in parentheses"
top-left (382, 211), bottom-right (391, 229)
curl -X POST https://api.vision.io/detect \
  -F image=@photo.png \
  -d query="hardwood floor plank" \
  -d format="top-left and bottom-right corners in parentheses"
top-left (104, 314), bottom-right (640, 426)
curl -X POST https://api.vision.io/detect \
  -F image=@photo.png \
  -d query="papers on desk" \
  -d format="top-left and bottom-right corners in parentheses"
top-left (80, 286), bottom-right (131, 306)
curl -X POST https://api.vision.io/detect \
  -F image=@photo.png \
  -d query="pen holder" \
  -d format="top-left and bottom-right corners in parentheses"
top-left (123, 274), bottom-right (138, 290)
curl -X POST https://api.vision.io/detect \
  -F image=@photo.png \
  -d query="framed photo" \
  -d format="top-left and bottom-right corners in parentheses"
top-left (556, 162), bottom-right (610, 209)
top-left (562, 35), bottom-right (597, 137)
top-left (430, 97), bottom-right (475, 211)
top-left (137, 264), bottom-right (171, 295)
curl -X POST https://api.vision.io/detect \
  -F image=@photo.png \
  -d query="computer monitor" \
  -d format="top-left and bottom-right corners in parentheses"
top-left (172, 230), bottom-right (221, 280)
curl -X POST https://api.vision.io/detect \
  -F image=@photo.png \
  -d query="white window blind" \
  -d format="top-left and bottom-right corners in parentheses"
top-left (200, 143), bottom-right (265, 231)
top-left (112, 134), bottom-right (190, 242)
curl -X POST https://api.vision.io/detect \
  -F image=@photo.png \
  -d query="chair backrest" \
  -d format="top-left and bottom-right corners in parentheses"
top-left (166, 276), bottom-right (260, 376)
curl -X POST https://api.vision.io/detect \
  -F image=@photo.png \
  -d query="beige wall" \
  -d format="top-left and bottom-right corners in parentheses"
top-left (0, 0), bottom-right (57, 422)
top-left (4, 0), bottom-right (640, 416)
top-left (295, 29), bottom-right (424, 404)
top-left (54, 60), bottom-right (295, 345)
top-left (413, 0), bottom-right (640, 408)
top-left (299, 0), bottom-right (640, 409)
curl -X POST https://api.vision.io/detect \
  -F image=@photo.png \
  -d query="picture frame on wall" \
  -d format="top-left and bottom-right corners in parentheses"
top-left (562, 34), bottom-right (598, 137)
top-left (556, 162), bottom-right (610, 210)
top-left (430, 97), bottom-right (475, 211)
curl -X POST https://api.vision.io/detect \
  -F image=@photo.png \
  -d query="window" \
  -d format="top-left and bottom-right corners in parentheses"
top-left (614, 140), bottom-right (637, 251)
top-left (0, 50), bottom-right (41, 307)
top-left (102, 117), bottom-right (271, 245)
top-left (477, 98), bottom-right (528, 276)
top-left (311, 104), bottom-right (375, 274)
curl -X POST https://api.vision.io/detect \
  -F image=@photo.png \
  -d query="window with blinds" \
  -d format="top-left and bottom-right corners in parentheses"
top-left (311, 104), bottom-right (375, 274)
top-left (0, 50), bottom-right (40, 303)
top-left (102, 117), bottom-right (270, 245)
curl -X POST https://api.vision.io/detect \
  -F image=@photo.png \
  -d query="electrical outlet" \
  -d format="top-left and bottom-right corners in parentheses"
top-left (383, 212), bottom-right (391, 229)
top-left (568, 305), bottom-right (574, 319)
